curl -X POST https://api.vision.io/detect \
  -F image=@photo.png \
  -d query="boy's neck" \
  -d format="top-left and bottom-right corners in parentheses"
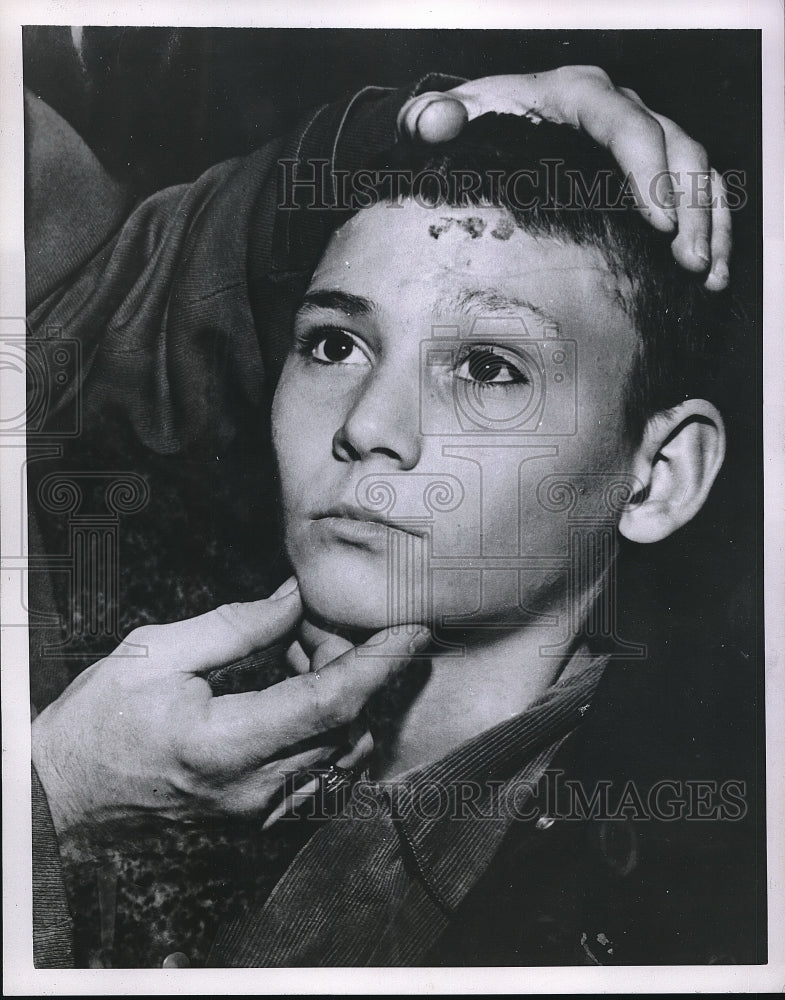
top-left (370, 594), bottom-right (584, 781)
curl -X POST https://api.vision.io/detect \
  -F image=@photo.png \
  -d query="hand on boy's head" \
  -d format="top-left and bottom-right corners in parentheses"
top-left (399, 66), bottom-right (730, 290)
top-left (31, 578), bottom-right (428, 838)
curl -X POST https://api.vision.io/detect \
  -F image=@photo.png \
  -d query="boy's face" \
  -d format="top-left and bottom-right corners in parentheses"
top-left (272, 203), bottom-right (639, 631)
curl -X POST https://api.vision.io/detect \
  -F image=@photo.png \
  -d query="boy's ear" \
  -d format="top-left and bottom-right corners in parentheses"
top-left (619, 399), bottom-right (726, 544)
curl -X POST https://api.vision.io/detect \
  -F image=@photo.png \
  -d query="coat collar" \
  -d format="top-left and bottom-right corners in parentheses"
top-left (374, 654), bottom-right (608, 911)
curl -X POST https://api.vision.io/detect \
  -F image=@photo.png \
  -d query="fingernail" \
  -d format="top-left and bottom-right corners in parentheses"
top-left (693, 238), bottom-right (711, 267)
top-left (706, 262), bottom-right (729, 289)
top-left (269, 576), bottom-right (298, 600)
top-left (398, 94), bottom-right (436, 138)
top-left (414, 96), bottom-right (468, 143)
top-left (412, 97), bottom-right (440, 132)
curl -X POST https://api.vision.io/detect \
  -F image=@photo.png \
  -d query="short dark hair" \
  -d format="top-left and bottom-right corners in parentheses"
top-left (345, 114), bottom-right (736, 445)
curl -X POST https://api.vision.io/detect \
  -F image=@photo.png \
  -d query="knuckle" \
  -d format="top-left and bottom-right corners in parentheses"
top-left (174, 731), bottom-right (223, 782)
top-left (634, 114), bottom-right (666, 145)
top-left (212, 602), bottom-right (256, 647)
top-left (610, 111), bottom-right (664, 151)
top-left (303, 674), bottom-right (345, 731)
top-left (212, 602), bottom-right (244, 626)
top-left (124, 623), bottom-right (159, 648)
top-left (574, 65), bottom-right (613, 88)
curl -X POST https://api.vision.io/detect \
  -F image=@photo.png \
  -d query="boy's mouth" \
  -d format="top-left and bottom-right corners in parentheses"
top-left (312, 503), bottom-right (426, 544)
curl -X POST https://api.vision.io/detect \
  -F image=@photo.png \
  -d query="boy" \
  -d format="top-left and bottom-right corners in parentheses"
top-left (206, 115), bottom-right (756, 966)
top-left (28, 71), bottom-right (754, 967)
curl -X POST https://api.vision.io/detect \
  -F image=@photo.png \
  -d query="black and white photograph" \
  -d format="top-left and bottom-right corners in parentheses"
top-left (2, 1), bottom-right (783, 993)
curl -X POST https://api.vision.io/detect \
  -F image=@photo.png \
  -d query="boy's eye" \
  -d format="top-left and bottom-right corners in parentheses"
top-left (309, 329), bottom-right (368, 365)
top-left (456, 347), bottom-right (529, 387)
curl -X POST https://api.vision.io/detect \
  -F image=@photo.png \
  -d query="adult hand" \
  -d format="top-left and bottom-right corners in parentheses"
top-left (399, 66), bottom-right (730, 291)
top-left (259, 617), bottom-right (382, 829)
top-left (31, 577), bottom-right (428, 839)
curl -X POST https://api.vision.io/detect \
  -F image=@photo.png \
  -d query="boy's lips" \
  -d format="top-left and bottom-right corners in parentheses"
top-left (311, 502), bottom-right (426, 541)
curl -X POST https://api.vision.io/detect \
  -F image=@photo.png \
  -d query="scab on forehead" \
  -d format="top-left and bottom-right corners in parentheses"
top-left (427, 214), bottom-right (517, 241)
top-left (428, 216), bottom-right (486, 240)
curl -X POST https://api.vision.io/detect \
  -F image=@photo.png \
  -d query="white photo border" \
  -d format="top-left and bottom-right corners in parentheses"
top-left (2, 0), bottom-right (783, 994)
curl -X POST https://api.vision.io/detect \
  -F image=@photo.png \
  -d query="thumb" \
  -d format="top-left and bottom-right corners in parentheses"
top-left (397, 92), bottom-right (469, 144)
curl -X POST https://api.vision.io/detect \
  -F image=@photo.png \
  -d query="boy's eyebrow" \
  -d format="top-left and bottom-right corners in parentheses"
top-left (448, 288), bottom-right (559, 327)
top-left (297, 290), bottom-right (377, 317)
top-left (297, 287), bottom-right (560, 328)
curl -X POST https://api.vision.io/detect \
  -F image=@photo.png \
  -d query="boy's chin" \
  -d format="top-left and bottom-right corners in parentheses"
top-left (296, 575), bottom-right (409, 633)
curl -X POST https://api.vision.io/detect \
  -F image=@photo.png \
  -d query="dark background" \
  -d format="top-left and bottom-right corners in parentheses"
top-left (23, 26), bottom-right (758, 197)
top-left (22, 26), bottom-right (765, 966)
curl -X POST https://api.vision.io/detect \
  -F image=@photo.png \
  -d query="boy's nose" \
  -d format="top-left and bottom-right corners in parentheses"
top-left (332, 367), bottom-right (422, 470)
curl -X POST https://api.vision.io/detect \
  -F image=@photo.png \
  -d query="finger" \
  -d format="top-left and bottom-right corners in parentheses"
top-left (311, 633), bottom-right (355, 673)
top-left (443, 70), bottom-right (731, 279)
top-left (298, 618), bottom-right (356, 671)
top-left (204, 626), bottom-right (430, 762)
top-left (277, 739), bottom-right (346, 775)
top-left (704, 169), bottom-right (732, 291)
top-left (285, 639), bottom-right (311, 675)
top-left (298, 617), bottom-right (339, 656)
top-left (128, 586), bottom-right (303, 675)
top-left (397, 92), bottom-right (468, 143)
top-left (261, 732), bottom-right (374, 830)
top-left (640, 108), bottom-right (712, 272)
top-left (595, 86), bottom-right (729, 286)
top-left (615, 85), bottom-right (676, 219)
top-left (262, 773), bottom-right (321, 830)
top-left (267, 575), bottom-right (300, 600)
top-left (571, 89), bottom-right (679, 233)
top-left (296, 619), bottom-right (353, 671)
top-left (227, 739), bottom-right (344, 820)
top-left (336, 729), bottom-right (374, 769)
top-left (450, 72), bottom-right (679, 233)
top-left (444, 74), bottom-right (541, 120)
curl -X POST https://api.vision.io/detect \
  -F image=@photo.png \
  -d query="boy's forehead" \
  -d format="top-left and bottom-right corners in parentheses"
top-left (312, 202), bottom-right (634, 335)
